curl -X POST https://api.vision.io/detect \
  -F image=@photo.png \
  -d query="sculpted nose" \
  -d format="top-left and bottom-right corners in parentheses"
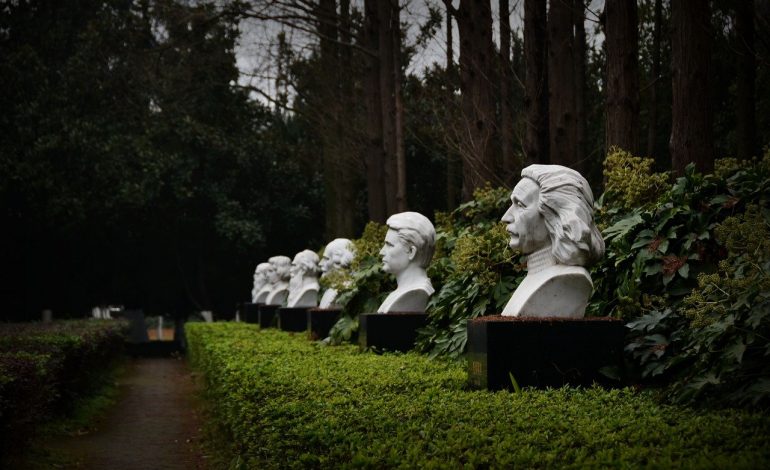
top-left (501, 205), bottom-right (515, 224)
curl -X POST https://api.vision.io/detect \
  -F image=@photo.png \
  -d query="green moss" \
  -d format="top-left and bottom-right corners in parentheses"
top-left (188, 323), bottom-right (770, 468)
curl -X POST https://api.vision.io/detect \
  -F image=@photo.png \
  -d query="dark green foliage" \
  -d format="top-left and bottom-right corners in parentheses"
top-left (187, 323), bottom-right (770, 468)
top-left (596, 151), bottom-right (770, 406)
top-left (417, 186), bottom-right (523, 358)
top-left (0, 320), bottom-right (128, 458)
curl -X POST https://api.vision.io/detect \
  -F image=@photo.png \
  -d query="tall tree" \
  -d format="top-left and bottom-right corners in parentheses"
top-left (670, 0), bottom-right (713, 174)
top-left (735, 0), bottom-right (757, 160)
top-left (604, 0), bottom-right (640, 154)
top-left (449, 0), bottom-right (501, 199)
top-left (547, 0), bottom-right (577, 168)
top-left (523, 0), bottom-right (549, 165)
top-left (574, 0), bottom-right (587, 168)
top-left (363, 0), bottom-right (387, 222)
top-left (445, 5), bottom-right (460, 208)
top-left (646, 0), bottom-right (662, 159)
top-left (499, 0), bottom-right (516, 181)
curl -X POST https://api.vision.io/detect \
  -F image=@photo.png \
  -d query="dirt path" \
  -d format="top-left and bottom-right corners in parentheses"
top-left (47, 357), bottom-right (207, 469)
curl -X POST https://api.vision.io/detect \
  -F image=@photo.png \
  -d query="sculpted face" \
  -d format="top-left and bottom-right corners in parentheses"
top-left (320, 249), bottom-right (334, 274)
top-left (379, 228), bottom-right (414, 274)
top-left (265, 265), bottom-right (279, 284)
top-left (501, 178), bottom-right (550, 255)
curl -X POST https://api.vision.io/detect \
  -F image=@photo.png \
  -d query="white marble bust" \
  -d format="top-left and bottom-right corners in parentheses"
top-left (318, 238), bottom-right (355, 309)
top-left (265, 255), bottom-right (291, 306)
top-left (251, 262), bottom-right (271, 303)
top-left (287, 249), bottom-right (321, 308)
top-left (500, 164), bottom-right (605, 318)
top-left (377, 212), bottom-right (436, 313)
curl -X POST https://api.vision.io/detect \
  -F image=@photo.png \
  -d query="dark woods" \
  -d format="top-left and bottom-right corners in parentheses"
top-left (1, 0), bottom-right (768, 320)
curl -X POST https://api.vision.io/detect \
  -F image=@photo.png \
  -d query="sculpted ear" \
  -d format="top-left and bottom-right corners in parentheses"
top-left (407, 245), bottom-right (417, 261)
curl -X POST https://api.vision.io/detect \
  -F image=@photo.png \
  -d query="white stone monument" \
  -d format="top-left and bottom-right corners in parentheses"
top-left (377, 212), bottom-right (436, 313)
top-left (287, 250), bottom-right (321, 308)
top-left (318, 238), bottom-right (355, 309)
top-left (500, 164), bottom-right (605, 318)
top-left (265, 256), bottom-right (291, 306)
top-left (252, 262), bottom-right (271, 303)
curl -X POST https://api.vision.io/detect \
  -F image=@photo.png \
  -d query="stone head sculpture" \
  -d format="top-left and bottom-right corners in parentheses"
top-left (318, 238), bottom-right (355, 309)
top-left (266, 255), bottom-right (292, 306)
top-left (252, 262), bottom-right (272, 303)
top-left (500, 164), bottom-right (605, 318)
top-left (377, 211), bottom-right (436, 313)
top-left (287, 249), bottom-right (321, 308)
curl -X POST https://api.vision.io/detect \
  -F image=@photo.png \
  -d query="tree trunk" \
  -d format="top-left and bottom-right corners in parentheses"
top-left (547, 0), bottom-right (577, 168)
top-left (573, 0), bottom-right (586, 171)
top-left (605, 0), bottom-right (639, 156)
top-left (670, 0), bottom-right (713, 174)
top-left (735, 0), bottom-right (757, 160)
top-left (457, 0), bottom-right (500, 200)
top-left (335, 0), bottom-right (356, 236)
top-left (499, 0), bottom-right (516, 182)
top-left (646, 0), bottom-right (662, 160)
top-left (378, 0), bottom-right (400, 215)
top-left (363, 0), bottom-right (387, 223)
top-left (317, 0), bottom-right (343, 237)
top-left (445, 5), bottom-right (460, 208)
top-left (524, 0), bottom-right (549, 165)
top-left (391, 0), bottom-right (407, 212)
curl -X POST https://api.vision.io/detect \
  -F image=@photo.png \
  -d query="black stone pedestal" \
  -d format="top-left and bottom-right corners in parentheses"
top-left (359, 312), bottom-right (428, 352)
top-left (241, 303), bottom-right (262, 324)
top-left (467, 316), bottom-right (625, 391)
top-left (259, 304), bottom-right (280, 328)
top-left (278, 307), bottom-right (309, 332)
top-left (307, 308), bottom-right (341, 341)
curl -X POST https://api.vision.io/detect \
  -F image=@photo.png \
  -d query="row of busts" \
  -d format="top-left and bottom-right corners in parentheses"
top-left (251, 212), bottom-right (438, 314)
top-left (251, 165), bottom-right (605, 318)
top-left (251, 238), bottom-right (355, 309)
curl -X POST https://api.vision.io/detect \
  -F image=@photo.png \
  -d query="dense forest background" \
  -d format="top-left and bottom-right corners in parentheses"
top-left (1, 0), bottom-right (768, 321)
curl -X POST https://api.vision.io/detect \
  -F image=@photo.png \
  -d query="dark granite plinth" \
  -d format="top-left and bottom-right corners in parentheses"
top-left (241, 302), bottom-right (262, 324)
top-left (467, 316), bottom-right (625, 391)
top-left (359, 312), bottom-right (428, 352)
top-left (259, 304), bottom-right (280, 328)
top-left (307, 308), bottom-right (341, 341)
top-left (278, 307), bottom-right (309, 332)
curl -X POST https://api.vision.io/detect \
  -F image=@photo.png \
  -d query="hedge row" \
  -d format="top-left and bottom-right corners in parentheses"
top-left (0, 319), bottom-right (128, 454)
top-left (187, 323), bottom-right (770, 468)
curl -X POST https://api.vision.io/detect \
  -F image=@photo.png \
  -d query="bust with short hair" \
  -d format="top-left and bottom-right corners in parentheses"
top-left (287, 250), bottom-right (321, 308)
top-left (265, 256), bottom-right (292, 306)
top-left (500, 164), bottom-right (605, 318)
top-left (377, 212), bottom-right (436, 313)
top-left (318, 238), bottom-right (355, 309)
top-left (252, 262), bottom-right (272, 303)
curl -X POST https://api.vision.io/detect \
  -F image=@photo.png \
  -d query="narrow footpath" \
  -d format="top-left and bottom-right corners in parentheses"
top-left (47, 357), bottom-right (207, 469)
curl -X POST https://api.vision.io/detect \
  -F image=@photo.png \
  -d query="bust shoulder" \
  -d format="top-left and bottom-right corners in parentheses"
top-left (377, 279), bottom-right (434, 313)
top-left (502, 265), bottom-right (592, 318)
top-left (287, 285), bottom-right (319, 308)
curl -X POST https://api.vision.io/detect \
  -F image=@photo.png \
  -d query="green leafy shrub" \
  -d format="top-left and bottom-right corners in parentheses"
top-left (0, 320), bottom-right (128, 456)
top-left (187, 323), bottom-right (770, 468)
top-left (601, 147), bottom-right (670, 212)
top-left (599, 150), bottom-right (770, 406)
top-left (417, 185), bottom-right (522, 358)
top-left (329, 222), bottom-right (393, 343)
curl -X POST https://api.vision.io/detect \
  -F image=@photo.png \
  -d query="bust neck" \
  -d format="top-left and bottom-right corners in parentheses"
top-left (394, 264), bottom-right (428, 290)
top-left (525, 244), bottom-right (558, 274)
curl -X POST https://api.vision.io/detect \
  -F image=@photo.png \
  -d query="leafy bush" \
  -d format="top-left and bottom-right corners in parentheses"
top-left (417, 185), bottom-right (522, 358)
top-left (599, 151), bottom-right (770, 406)
top-left (0, 320), bottom-right (128, 456)
top-left (187, 323), bottom-right (770, 468)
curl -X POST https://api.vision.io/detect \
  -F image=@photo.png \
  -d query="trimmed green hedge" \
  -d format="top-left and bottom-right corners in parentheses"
top-left (187, 323), bottom-right (770, 468)
top-left (0, 320), bottom-right (128, 455)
